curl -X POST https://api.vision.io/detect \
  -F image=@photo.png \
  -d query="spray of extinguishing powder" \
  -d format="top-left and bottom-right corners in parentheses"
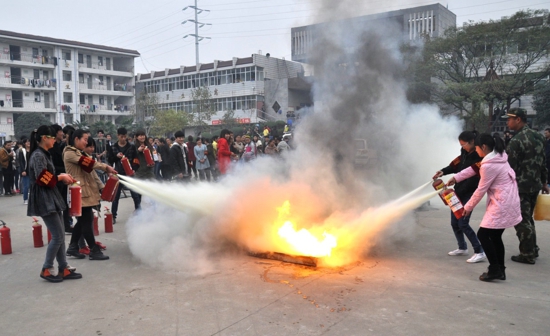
top-left (118, 174), bottom-right (441, 270)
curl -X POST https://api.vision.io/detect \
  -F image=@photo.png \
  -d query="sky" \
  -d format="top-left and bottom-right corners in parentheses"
top-left (2, 0), bottom-right (549, 75)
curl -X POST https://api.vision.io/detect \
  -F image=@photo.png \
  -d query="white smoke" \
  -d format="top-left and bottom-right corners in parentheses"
top-left (123, 2), bottom-right (462, 272)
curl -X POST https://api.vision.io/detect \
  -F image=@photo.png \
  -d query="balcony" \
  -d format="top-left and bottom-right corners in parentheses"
top-left (77, 61), bottom-right (134, 77)
top-left (0, 77), bottom-right (56, 91)
top-left (78, 82), bottom-right (133, 96)
top-left (79, 104), bottom-right (132, 115)
top-left (0, 99), bottom-right (57, 113)
top-left (0, 52), bottom-right (56, 69)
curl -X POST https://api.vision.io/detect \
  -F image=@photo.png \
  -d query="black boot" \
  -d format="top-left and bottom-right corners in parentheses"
top-left (479, 265), bottom-right (503, 282)
top-left (500, 266), bottom-right (506, 281)
top-left (89, 244), bottom-right (109, 260)
top-left (58, 265), bottom-right (83, 280)
top-left (66, 244), bottom-right (85, 259)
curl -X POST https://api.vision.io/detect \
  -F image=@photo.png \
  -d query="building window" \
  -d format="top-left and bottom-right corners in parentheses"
top-left (62, 50), bottom-right (71, 61)
top-left (43, 71), bottom-right (49, 80)
top-left (98, 75), bottom-right (104, 85)
top-left (63, 93), bottom-right (73, 103)
top-left (98, 56), bottom-right (103, 66)
top-left (63, 71), bottom-right (72, 82)
top-left (79, 94), bottom-right (85, 104)
top-left (32, 48), bottom-right (39, 57)
top-left (34, 92), bottom-right (41, 102)
top-left (33, 69), bottom-right (40, 79)
top-left (99, 96), bottom-right (104, 105)
top-left (78, 53), bottom-right (84, 64)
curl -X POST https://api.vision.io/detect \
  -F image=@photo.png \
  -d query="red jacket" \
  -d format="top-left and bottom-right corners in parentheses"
top-left (217, 138), bottom-right (231, 174)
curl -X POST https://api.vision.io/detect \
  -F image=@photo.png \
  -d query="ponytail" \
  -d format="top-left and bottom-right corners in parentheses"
top-left (30, 125), bottom-right (55, 154)
top-left (475, 132), bottom-right (505, 154)
top-left (493, 134), bottom-right (505, 154)
top-left (29, 130), bottom-right (39, 155)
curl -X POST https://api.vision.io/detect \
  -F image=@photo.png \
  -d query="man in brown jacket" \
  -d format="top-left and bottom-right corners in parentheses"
top-left (0, 140), bottom-right (15, 196)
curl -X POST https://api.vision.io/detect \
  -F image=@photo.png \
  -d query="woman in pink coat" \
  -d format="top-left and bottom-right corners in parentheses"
top-left (448, 133), bottom-right (521, 282)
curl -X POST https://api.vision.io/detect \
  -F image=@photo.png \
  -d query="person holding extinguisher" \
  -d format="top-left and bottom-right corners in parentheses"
top-left (447, 133), bottom-right (522, 281)
top-left (27, 125), bottom-right (81, 283)
top-left (133, 129), bottom-right (155, 207)
top-left (63, 129), bottom-right (117, 260)
top-left (433, 131), bottom-right (486, 263)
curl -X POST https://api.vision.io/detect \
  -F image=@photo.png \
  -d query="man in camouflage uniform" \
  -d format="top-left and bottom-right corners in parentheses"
top-left (504, 108), bottom-right (549, 264)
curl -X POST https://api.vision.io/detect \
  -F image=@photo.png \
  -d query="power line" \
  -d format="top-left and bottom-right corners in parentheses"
top-left (101, 10), bottom-right (183, 44)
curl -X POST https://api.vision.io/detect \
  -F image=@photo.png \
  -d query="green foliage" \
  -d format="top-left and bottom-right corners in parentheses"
top-left (70, 120), bottom-right (89, 130)
top-left (151, 109), bottom-right (189, 137)
top-left (418, 10), bottom-right (550, 121)
top-left (90, 121), bottom-right (117, 137)
top-left (533, 81), bottom-right (550, 126)
top-left (221, 109), bottom-right (238, 127)
top-left (191, 86), bottom-right (216, 129)
top-left (14, 113), bottom-right (52, 139)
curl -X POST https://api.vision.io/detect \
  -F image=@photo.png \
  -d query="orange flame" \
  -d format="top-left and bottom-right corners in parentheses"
top-left (275, 201), bottom-right (337, 258)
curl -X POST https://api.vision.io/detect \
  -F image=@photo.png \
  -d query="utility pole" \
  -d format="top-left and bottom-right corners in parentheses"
top-left (183, 0), bottom-right (211, 66)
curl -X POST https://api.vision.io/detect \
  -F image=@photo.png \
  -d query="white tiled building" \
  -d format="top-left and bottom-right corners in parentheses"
top-left (135, 54), bottom-right (312, 125)
top-left (0, 30), bottom-right (139, 140)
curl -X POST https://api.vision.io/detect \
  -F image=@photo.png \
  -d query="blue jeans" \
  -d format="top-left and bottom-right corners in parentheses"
top-left (20, 175), bottom-right (29, 201)
top-left (154, 162), bottom-right (162, 179)
top-left (42, 211), bottom-right (68, 270)
top-left (450, 194), bottom-right (483, 253)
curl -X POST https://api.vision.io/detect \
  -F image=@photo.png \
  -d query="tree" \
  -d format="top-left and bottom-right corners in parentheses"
top-left (221, 109), bottom-right (238, 127)
top-left (70, 120), bottom-right (89, 130)
top-left (420, 10), bottom-right (550, 130)
top-left (14, 113), bottom-right (51, 139)
top-left (191, 86), bottom-right (216, 131)
top-left (151, 109), bottom-right (189, 137)
top-left (533, 80), bottom-right (550, 126)
top-left (90, 121), bottom-right (117, 138)
top-left (135, 90), bottom-right (160, 136)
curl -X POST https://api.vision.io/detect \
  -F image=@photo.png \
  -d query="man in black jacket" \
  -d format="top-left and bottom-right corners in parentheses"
top-left (169, 131), bottom-right (189, 181)
top-left (108, 127), bottom-right (140, 224)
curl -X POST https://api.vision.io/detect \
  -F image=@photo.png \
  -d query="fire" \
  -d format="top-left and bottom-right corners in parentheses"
top-left (275, 201), bottom-right (337, 258)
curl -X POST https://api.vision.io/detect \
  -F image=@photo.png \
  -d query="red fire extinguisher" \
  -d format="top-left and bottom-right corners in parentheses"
top-left (104, 207), bottom-right (113, 233)
top-left (121, 156), bottom-right (134, 176)
top-left (442, 187), bottom-right (465, 220)
top-left (0, 220), bottom-right (12, 255)
top-left (101, 175), bottom-right (119, 202)
top-left (93, 212), bottom-right (99, 236)
top-left (432, 179), bottom-right (447, 205)
top-left (32, 217), bottom-right (44, 248)
top-left (143, 147), bottom-right (154, 166)
top-left (68, 182), bottom-right (82, 217)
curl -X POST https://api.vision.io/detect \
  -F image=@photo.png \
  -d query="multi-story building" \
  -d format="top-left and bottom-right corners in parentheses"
top-left (291, 3), bottom-right (456, 63)
top-left (0, 30), bottom-right (139, 140)
top-left (135, 53), bottom-right (312, 125)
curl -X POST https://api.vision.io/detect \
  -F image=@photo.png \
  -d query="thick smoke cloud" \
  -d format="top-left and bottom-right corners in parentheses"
top-left (124, 2), bottom-right (462, 272)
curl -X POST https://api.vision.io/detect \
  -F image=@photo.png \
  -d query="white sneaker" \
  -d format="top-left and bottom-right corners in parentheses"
top-left (24, 200), bottom-right (28, 205)
top-left (467, 252), bottom-right (487, 263)
top-left (448, 249), bottom-right (469, 256)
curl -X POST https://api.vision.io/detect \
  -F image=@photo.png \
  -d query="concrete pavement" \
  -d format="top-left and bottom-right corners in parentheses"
top-left (1, 193), bottom-right (549, 336)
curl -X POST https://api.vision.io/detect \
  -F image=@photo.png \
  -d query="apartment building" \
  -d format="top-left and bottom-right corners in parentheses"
top-left (0, 30), bottom-right (139, 140)
top-left (135, 53), bottom-right (312, 125)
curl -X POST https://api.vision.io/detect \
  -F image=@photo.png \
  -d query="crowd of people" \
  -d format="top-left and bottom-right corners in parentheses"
top-left (2, 108), bottom-right (548, 283)
top-left (0, 123), bottom-right (295, 283)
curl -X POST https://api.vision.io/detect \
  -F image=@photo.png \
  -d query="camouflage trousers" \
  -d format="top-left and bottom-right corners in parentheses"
top-left (514, 192), bottom-right (539, 258)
